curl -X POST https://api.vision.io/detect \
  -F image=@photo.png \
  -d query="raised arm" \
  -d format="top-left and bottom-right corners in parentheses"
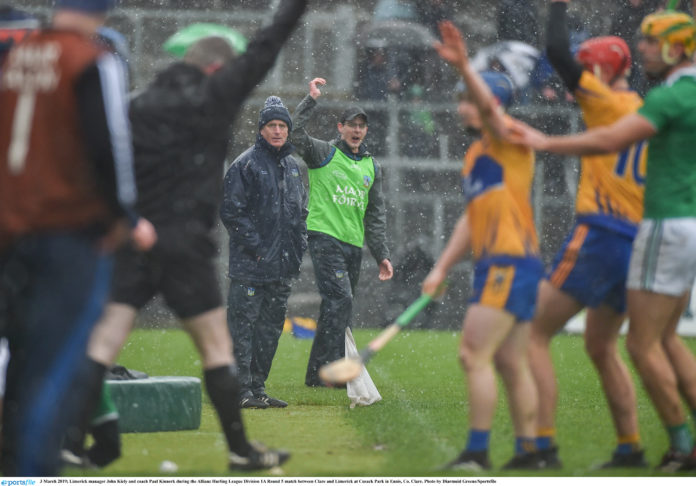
top-left (546, 0), bottom-right (584, 92)
top-left (208, 0), bottom-right (307, 120)
top-left (434, 21), bottom-right (508, 139)
top-left (290, 77), bottom-right (335, 167)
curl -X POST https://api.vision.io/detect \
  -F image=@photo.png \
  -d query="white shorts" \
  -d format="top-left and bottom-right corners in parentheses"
top-left (627, 218), bottom-right (696, 296)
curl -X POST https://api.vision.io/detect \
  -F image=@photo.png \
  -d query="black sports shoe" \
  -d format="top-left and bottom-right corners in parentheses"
top-left (502, 452), bottom-right (545, 470)
top-left (257, 394), bottom-right (288, 408)
top-left (240, 396), bottom-right (269, 409)
top-left (538, 446), bottom-right (562, 469)
top-left (681, 445), bottom-right (696, 471)
top-left (658, 448), bottom-right (689, 473)
top-left (443, 450), bottom-right (491, 471)
top-left (599, 449), bottom-right (648, 469)
top-left (229, 442), bottom-right (290, 471)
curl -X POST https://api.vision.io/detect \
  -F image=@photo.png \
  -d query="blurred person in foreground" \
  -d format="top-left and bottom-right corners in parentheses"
top-left (63, 0), bottom-right (308, 472)
top-left (528, 0), bottom-right (648, 469)
top-left (514, 8), bottom-right (696, 472)
top-left (290, 77), bottom-right (393, 388)
top-left (421, 21), bottom-right (545, 471)
top-left (220, 96), bottom-right (307, 409)
top-left (0, 0), bottom-right (155, 475)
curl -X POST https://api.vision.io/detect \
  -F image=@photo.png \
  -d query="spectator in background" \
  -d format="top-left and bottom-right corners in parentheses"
top-left (401, 83), bottom-right (439, 157)
top-left (497, 0), bottom-right (540, 47)
top-left (373, 0), bottom-right (418, 22)
top-left (221, 96), bottom-right (308, 410)
top-left (415, 0), bottom-right (454, 36)
top-left (355, 46), bottom-right (403, 100)
top-left (359, 0), bottom-right (441, 101)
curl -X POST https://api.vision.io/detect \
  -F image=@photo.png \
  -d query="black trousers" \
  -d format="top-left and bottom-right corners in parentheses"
top-left (226, 278), bottom-right (292, 397)
top-left (305, 233), bottom-right (362, 386)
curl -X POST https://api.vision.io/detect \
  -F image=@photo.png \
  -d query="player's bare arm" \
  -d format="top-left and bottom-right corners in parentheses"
top-left (514, 113), bottom-right (656, 156)
top-left (422, 212), bottom-right (471, 297)
top-left (434, 21), bottom-right (508, 138)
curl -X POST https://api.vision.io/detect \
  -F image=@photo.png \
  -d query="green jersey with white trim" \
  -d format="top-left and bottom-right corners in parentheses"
top-left (638, 67), bottom-right (696, 219)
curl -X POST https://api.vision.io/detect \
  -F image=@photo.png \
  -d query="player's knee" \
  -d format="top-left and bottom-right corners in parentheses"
top-left (458, 344), bottom-right (484, 372)
top-left (529, 322), bottom-right (552, 347)
top-left (493, 351), bottom-right (518, 377)
top-left (584, 338), bottom-right (613, 366)
top-left (624, 333), bottom-right (643, 366)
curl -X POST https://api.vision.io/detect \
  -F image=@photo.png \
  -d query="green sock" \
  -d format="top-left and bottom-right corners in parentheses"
top-left (667, 423), bottom-right (694, 454)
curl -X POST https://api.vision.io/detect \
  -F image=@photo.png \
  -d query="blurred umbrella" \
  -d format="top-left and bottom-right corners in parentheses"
top-left (163, 22), bottom-right (248, 57)
top-left (361, 20), bottom-right (437, 49)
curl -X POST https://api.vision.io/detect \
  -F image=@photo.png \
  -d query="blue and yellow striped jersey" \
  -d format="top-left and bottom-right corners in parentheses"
top-left (461, 118), bottom-right (539, 261)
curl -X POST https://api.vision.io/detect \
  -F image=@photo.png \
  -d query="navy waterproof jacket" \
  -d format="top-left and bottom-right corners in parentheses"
top-left (221, 134), bottom-right (308, 283)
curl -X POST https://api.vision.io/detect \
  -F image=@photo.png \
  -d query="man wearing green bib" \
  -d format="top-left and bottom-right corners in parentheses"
top-left (291, 77), bottom-right (393, 387)
top-left (515, 9), bottom-right (696, 471)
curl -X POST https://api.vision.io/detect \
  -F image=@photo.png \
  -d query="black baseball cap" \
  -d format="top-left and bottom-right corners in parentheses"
top-left (340, 105), bottom-right (368, 124)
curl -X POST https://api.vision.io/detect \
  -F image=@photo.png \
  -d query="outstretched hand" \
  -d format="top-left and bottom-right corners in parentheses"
top-left (309, 77), bottom-right (326, 99)
top-left (433, 21), bottom-right (469, 68)
top-left (508, 119), bottom-right (549, 151)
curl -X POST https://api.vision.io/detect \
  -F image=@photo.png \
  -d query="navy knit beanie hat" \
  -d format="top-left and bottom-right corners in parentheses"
top-left (258, 96), bottom-right (292, 131)
top-left (54, 0), bottom-right (116, 13)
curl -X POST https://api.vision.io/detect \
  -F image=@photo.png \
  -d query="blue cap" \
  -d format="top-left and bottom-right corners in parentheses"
top-left (455, 71), bottom-right (516, 108)
top-left (54, 0), bottom-right (116, 13)
top-left (480, 71), bottom-right (515, 108)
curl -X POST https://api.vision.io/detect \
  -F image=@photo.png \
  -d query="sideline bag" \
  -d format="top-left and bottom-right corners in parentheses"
top-left (345, 327), bottom-right (382, 408)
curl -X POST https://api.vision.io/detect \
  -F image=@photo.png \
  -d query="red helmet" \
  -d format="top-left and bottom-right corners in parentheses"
top-left (576, 36), bottom-right (632, 79)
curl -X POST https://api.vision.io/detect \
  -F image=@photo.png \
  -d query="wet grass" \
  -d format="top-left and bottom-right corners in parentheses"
top-left (68, 327), bottom-right (696, 478)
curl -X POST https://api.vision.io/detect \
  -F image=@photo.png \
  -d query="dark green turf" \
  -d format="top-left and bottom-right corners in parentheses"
top-left (68, 327), bottom-right (696, 478)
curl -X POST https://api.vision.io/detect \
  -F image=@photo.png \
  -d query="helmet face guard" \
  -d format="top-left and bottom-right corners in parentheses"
top-left (576, 36), bottom-right (632, 81)
top-left (640, 11), bottom-right (696, 64)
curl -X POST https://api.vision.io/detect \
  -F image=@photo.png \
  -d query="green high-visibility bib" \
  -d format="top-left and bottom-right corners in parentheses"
top-left (306, 147), bottom-right (375, 247)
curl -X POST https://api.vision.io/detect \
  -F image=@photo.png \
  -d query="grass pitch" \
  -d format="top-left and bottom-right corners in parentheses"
top-left (71, 327), bottom-right (696, 477)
